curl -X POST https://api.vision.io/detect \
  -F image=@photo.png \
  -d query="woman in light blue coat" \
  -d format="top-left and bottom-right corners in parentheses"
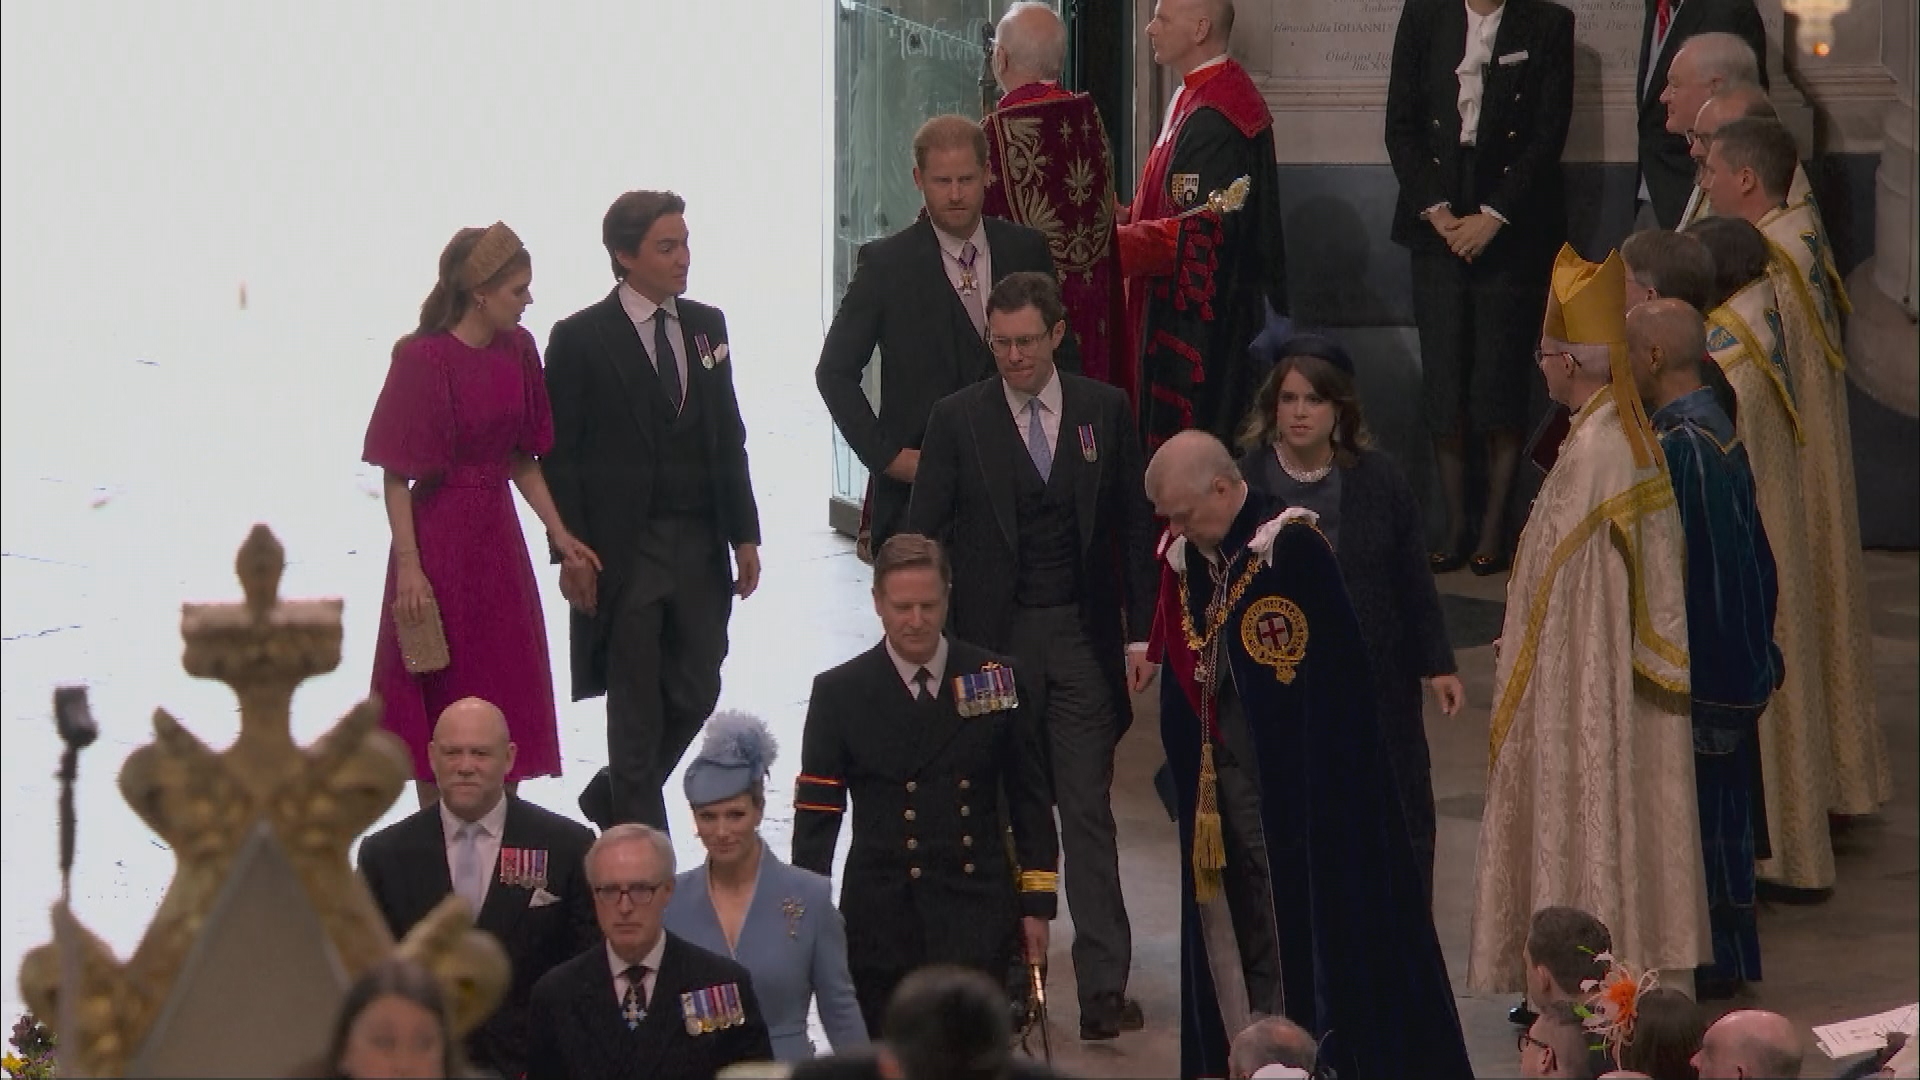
top-left (663, 712), bottom-right (868, 1062)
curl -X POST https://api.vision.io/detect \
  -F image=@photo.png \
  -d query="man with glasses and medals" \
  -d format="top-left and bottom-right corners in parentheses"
top-left (908, 271), bottom-right (1157, 1041)
top-left (527, 824), bottom-right (772, 1079)
top-left (1467, 246), bottom-right (1708, 1000)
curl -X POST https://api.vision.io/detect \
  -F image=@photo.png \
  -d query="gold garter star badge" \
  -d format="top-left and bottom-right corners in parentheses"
top-left (1240, 596), bottom-right (1308, 684)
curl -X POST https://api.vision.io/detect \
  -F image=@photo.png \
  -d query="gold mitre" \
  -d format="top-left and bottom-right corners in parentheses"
top-left (17, 526), bottom-right (509, 1078)
top-left (1542, 243), bottom-right (1656, 467)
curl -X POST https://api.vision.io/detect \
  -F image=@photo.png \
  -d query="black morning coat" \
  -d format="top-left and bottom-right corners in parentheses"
top-left (542, 291), bottom-right (761, 701)
top-left (357, 796), bottom-right (598, 1080)
top-left (526, 931), bottom-right (773, 1080)
top-left (1636, 0), bottom-right (1768, 228)
top-left (815, 215), bottom-right (1075, 548)
top-left (906, 373), bottom-right (1158, 734)
top-left (791, 638), bottom-right (1059, 979)
top-left (1385, 0), bottom-right (1576, 273)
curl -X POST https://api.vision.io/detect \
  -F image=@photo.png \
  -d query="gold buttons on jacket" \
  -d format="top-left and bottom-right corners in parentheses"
top-left (964, 863), bottom-right (976, 875)
top-left (960, 806), bottom-right (971, 817)
top-left (909, 867), bottom-right (923, 879)
top-left (958, 779), bottom-right (971, 791)
top-left (906, 781), bottom-right (918, 793)
top-left (907, 838), bottom-right (919, 851)
top-left (962, 835), bottom-right (974, 848)
top-left (904, 809), bottom-right (917, 822)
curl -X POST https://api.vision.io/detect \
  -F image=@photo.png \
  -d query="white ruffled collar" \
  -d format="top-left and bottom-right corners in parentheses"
top-left (1160, 506), bottom-right (1320, 574)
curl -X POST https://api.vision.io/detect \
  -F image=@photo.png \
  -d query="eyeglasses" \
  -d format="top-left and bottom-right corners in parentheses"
top-left (591, 881), bottom-right (666, 906)
top-left (987, 332), bottom-right (1050, 356)
top-left (1534, 348), bottom-right (1574, 367)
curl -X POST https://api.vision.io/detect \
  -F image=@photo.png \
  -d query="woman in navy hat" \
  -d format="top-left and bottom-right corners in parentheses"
top-left (1238, 333), bottom-right (1465, 908)
top-left (663, 711), bottom-right (868, 1062)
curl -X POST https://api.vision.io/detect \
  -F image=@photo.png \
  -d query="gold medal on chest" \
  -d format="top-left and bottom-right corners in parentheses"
top-left (1239, 596), bottom-right (1308, 684)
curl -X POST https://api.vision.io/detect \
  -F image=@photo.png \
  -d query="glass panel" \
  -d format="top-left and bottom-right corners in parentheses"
top-left (826, 0), bottom-right (1025, 526)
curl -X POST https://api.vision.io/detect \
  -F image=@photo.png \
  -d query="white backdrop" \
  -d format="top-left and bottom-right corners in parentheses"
top-left (0, 1), bottom-right (836, 1025)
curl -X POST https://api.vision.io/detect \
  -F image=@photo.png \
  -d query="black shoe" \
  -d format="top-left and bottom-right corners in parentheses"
top-left (1080, 993), bottom-right (1143, 1040)
top-left (1695, 972), bottom-right (1745, 1000)
top-left (1470, 551), bottom-right (1511, 577)
top-left (1509, 1000), bottom-right (1538, 1028)
top-left (1430, 549), bottom-right (1468, 574)
top-left (1757, 881), bottom-right (1833, 905)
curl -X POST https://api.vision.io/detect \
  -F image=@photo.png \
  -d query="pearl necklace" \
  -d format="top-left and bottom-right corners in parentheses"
top-left (1275, 445), bottom-right (1333, 484)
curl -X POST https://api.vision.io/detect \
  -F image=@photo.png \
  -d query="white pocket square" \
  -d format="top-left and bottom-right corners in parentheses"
top-left (529, 887), bottom-right (562, 908)
top-left (1498, 50), bottom-right (1529, 65)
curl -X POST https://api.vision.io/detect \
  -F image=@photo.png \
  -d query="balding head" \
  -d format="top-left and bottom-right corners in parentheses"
top-left (428, 697), bottom-right (516, 820)
top-left (1663, 32), bottom-right (1760, 136)
top-left (995, 2), bottom-right (1067, 88)
top-left (1229, 1015), bottom-right (1317, 1079)
top-left (1693, 1010), bottom-right (1802, 1079)
top-left (1147, 0), bottom-right (1234, 75)
top-left (1690, 82), bottom-right (1774, 169)
top-left (1146, 430), bottom-right (1247, 552)
top-left (1627, 297), bottom-right (1707, 407)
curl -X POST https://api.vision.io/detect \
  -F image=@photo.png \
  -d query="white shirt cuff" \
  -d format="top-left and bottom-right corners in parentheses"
top-left (1126, 642), bottom-right (1150, 656)
top-left (1480, 204), bottom-right (1509, 225)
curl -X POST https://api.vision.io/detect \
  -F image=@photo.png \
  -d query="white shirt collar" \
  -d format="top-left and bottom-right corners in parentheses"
top-left (1465, 0), bottom-right (1506, 30)
top-left (884, 635), bottom-right (951, 695)
top-left (618, 282), bottom-right (679, 325)
top-left (607, 931), bottom-right (667, 980)
top-left (1003, 369), bottom-right (1062, 418)
top-left (440, 793), bottom-right (509, 844)
top-left (932, 219), bottom-right (988, 262)
top-left (1183, 52), bottom-right (1229, 82)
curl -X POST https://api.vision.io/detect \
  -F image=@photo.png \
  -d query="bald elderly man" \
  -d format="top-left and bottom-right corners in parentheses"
top-left (359, 697), bottom-right (599, 1079)
top-left (1693, 1009), bottom-right (1804, 1079)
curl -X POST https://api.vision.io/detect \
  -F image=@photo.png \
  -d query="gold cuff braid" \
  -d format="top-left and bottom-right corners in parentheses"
top-left (1018, 870), bottom-right (1058, 892)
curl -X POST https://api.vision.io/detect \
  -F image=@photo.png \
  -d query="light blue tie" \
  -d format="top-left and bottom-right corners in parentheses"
top-left (1025, 397), bottom-right (1053, 481)
top-left (453, 822), bottom-right (486, 914)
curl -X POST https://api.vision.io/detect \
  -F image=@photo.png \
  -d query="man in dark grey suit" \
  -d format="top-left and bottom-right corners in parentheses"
top-left (359, 698), bottom-right (598, 1079)
top-left (906, 272), bottom-right (1155, 1040)
top-left (817, 114), bottom-right (1076, 556)
top-left (544, 190), bottom-right (763, 831)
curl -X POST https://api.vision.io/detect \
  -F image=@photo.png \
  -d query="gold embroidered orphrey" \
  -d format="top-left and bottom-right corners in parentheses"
top-left (17, 525), bottom-right (508, 1077)
top-left (987, 110), bottom-right (1116, 286)
top-left (1239, 595), bottom-right (1308, 684)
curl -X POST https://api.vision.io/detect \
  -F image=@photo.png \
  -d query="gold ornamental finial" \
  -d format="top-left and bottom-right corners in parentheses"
top-left (19, 526), bottom-right (506, 1077)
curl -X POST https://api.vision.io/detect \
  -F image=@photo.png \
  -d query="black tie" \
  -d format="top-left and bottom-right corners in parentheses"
top-left (914, 667), bottom-right (937, 704)
top-left (653, 309), bottom-right (683, 411)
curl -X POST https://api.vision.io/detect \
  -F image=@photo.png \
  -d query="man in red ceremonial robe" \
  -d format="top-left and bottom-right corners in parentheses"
top-left (982, 3), bottom-right (1129, 391)
top-left (1118, 0), bottom-right (1288, 449)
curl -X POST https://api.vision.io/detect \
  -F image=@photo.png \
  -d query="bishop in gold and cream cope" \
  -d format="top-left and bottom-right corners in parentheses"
top-left (1467, 245), bottom-right (1707, 994)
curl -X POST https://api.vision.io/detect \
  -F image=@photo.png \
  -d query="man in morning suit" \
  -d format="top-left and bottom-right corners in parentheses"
top-left (906, 272), bottom-right (1156, 1040)
top-left (792, 534), bottom-right (1061, 1035)
top-left (527, 824), bottom-right (773, 1080)
top-left (816, 114), bottom-right (1075, 557)
top-left (1385, 0), bottom-right (1574, 576)
top-left (1636, 0), bottom-right (1766, 228)
top-left (544, 190), bottom-right (763, 832)
top-left (359, 698), bottom-right (598, 1080)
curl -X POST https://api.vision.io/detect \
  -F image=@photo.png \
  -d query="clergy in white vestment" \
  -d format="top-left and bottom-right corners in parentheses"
top-left (1466, 244), bottom-right (1707, 994)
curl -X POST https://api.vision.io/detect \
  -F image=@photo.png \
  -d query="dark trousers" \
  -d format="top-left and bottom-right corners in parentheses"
top-left (1215, 679), bottom-right (1284, 1017)
top-left (848, 915), bottom-right (1012, 1037)
top-left (1007, 605), bottom-right (1131, 1011)
top-left (1696, 712), bottom-right (1763, 983)
top-left (605, 516), bottom-right (732, 830)
top-left (1410, 249), bottom-right (1545, 437)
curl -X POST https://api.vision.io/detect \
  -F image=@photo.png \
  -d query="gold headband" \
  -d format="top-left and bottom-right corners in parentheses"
top-left (457, 222), bottom-right (524, 290)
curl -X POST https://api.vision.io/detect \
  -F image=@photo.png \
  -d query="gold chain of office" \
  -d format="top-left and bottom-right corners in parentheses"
top-left (1178, 555), bottom-right (1262, 655)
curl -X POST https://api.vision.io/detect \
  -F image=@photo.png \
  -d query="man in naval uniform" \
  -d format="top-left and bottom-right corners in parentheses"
top-left (792, 534), bottom-right (1061, 1036)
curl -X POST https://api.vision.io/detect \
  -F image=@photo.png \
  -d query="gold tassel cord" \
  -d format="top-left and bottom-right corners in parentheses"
top-left (1193, 741), bottom-right (1227, 903)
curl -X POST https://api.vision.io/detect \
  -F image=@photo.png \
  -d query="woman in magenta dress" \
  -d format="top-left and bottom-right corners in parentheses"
top-left (364, 222), bottom-right (600, 805)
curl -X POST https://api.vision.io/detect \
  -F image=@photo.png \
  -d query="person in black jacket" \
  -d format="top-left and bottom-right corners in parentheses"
top-left (1385, 0), bottom-right (1574, 576)
top-left (1237, 335), bottom-right (1464, 908)
top-left (792, 534), bottom-right (1060, 1036)
top-left (358, 698), bottom-right (598, 1080)
top-left (817, 114), bottom-right (1074, 557)
top-left (543, 190), bottom-right (763, 832)
top-left (907, 272), bottom-right (1156, 1040)
top-left (1635, 0), bottom-right (1767, 228)
top-left (526, 824), bottom-right (773, 1080)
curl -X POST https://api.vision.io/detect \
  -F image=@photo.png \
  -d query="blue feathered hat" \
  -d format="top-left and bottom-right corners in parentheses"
top-left (682, 710), bottom-right (779, 808)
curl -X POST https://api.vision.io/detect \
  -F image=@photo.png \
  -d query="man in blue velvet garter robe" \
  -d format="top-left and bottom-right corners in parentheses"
top-left (1140, 431), bottom-right (1472, 1079)
top-left (1629, 300), bottom-right (1781, 997)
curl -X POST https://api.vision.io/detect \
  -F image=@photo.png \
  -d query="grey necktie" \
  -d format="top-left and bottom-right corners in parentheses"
top-left (1025, 397), bottom-right (1053, 481)
top-left (452, 822), bottom-right (486, 915)
top-left (653, 308), bottom-right (682, 411)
